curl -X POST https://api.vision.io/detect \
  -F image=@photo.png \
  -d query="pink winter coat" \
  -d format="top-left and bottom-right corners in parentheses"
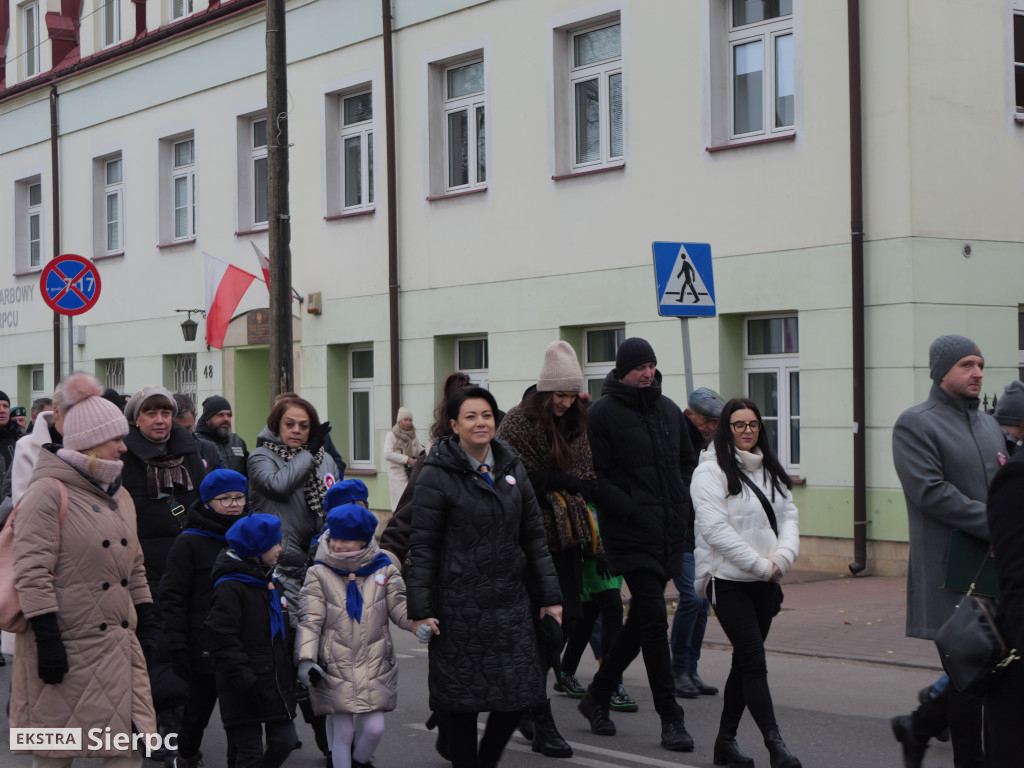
top-left (10, 449), bottom-right (157, 758)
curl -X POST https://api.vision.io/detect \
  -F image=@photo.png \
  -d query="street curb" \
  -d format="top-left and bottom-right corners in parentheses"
top-left (701, 640), bottom-right (944, 671)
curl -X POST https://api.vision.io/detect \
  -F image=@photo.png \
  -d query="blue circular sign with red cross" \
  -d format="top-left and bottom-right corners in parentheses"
top-left (40, 254), bottom-right (102, 316)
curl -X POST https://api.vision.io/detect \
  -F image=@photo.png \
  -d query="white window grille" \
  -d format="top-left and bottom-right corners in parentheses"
top-left (103, 359), bottom-right (125, 395)
top-left (24, 2), bottom-right (40, 78)
top-left (173, 354), bottom-right (197, 401)
top-left (28, 182), bottom-right (42, 268)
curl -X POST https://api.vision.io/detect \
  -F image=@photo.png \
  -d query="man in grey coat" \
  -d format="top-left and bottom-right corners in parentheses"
top-left (890, 334), bottom-right (1005, 768)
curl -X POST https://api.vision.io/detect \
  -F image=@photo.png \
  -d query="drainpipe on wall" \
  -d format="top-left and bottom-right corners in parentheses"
top-left (382, 0), bottom-right (400, 421)
top-left (848, 0), bottom-right (867, 575)
top-left (49, 85), bottom-right (62, 387)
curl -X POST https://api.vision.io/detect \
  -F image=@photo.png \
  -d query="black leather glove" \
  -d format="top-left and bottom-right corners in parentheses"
top-left (30, 613), bottom-right (68, 685)
top-left (549, 471), bottom-right (583, 495)
top-left (306, 422), bottom-right (333, 454)
top-left (595, 554), bottom-right (613, 581)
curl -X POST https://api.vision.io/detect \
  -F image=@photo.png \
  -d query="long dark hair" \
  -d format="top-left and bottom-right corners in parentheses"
top-left (712, 397), bottom-right (793, 500)
top-left (522, 390), bottom-right (587, 471)
top-left (446, 386), bottom-right (499, 424)
top-left (430, 372), bottom-right (472, 442)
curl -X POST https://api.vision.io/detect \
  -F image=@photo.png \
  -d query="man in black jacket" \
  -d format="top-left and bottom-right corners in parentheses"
top-left (196, 395), bottom-right (249, 476)
top-left (578, 338), bottom-right (698, 752)
top-left (0, 390), bottom-right (23, 477)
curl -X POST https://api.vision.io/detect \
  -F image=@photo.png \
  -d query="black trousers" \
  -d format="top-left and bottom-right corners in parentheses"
top-left (912, 659), bottom-right (984, 768)
top-left (445, 710), bottom-right (523, 768)
top-left (226, 719), bottom-right (297, 768)
top-left (177, 672), bottom-right (219, 759)
top-left (712, 579), bottom-right (778, 731)
top-left (592, 569), bottom-right (677, 717)
top-left (562, 588), bottom-right (623, 676)
top-left (984, 657), bottom-right (1024, 768)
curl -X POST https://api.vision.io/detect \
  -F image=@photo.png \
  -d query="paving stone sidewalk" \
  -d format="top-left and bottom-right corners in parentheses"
top-left (663, 570), bottom-right (943, 670)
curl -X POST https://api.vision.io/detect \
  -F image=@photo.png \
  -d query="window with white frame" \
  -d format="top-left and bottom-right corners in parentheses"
top-left (171, 0), bottom-right (192, 21)
top-left (744, 315), bottom-right (799, 473)
top-left (341, 91), bottom-right (374, 210)
top-left (30, 366), bottom-right (45, 401)
top-left (14, 176), bottom-right (43, 273)
top-left (103, 156), bottom-right (123, 254)
top-left (158, 134), bottom-right (196, 244)
top-left (28, 181), bottom-right (42, 268)
top-left (444, 60), bottom-right (485, 191)
top-left (457, 337), bottom-right (489, 389)
top-left (1018, 307), bottom-right (1024, 380)
top-left (727, 0), bottom-right (794, 140)
top-left (583, 326), bottom-right (624, 399)
top-left (1014, 12), bottom-right (1023, 114)
top-left (251, 118), bottom-right (268, 226)
top-left (171, 354), bottom-right (197, 401)
top-left (23, 2), bottom-right (40, 78)
top-left (101, 358), bottom-right (125, 395)
top-left (349, 348), bottom-right (374, 467)
top-left (101, 0), bottom-right (119, 48)
top-left (569, 21), bottom-right (623, 169)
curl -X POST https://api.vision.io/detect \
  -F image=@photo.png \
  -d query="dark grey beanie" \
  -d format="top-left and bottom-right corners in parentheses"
top-left (929, 334), bottom-right (982, 383)
top-left (202, 395), bottom-right (232, 421)
top-left (615, 337), bottom-right (657, 375)
top-left (994, 381), bottom-right (1024, 426)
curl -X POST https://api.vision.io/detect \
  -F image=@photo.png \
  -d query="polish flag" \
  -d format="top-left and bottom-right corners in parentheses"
top-left (205, 253), bottom-right (257, 349)
top-left (250, 240), bottom-right (271, 286)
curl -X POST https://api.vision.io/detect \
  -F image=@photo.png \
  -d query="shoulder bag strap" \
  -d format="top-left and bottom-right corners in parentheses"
top-left (967, 546), bottom-right (994, 597)
top-left (738, 472), bottom-right (778, 536)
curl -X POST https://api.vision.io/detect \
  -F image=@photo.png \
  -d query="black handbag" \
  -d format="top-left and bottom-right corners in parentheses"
top-left (738, 473), bottom-right (784, 616)
top-left (934, 546), bottom-right (1019, 694)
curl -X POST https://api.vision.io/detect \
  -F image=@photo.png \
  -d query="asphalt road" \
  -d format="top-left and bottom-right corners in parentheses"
top-left (0, 626), bottom-right (954, 768)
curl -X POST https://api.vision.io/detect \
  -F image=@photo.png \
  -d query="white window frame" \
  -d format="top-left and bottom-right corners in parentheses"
top-left (23, 2), bottom-right (40, 79)
top-left (101, 0), bottom-right (120, 49)
top-left (171, 137), bottom-right (196, 241)
top-left (726, 1), bottom-right (794, 142)
top-left (349, 347), bottom-right (375, 469)
top-left (1018, 307), bottom-right (1024, 380)
top-left (251, 117), bottom-right (268, 227)
top-left (30, 366), bottom-right (45, 401)
top-left (27, 181), bottom-right (42, 269)
top-left (1014, 11), bottom-right (1024, 116)
top-left (103, 156), bottom-right (124, 254)
top-left (569, 21), bottom-right (623, 171)
top-left (442, 59), bottom-right (486, 193)
top-left (170, 0), bottom-right (192, 22)
top-left (583, 325), bottom-right (624, 398)
top-left (743, 314), bottom-right (799, 474)
top-left (340, 90), bottom-right (374, 211)
top-left (456, 336), bottom-right (489, 389)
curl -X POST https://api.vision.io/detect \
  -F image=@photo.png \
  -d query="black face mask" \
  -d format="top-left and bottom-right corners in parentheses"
top-left (206, 507), bottom-right (248, 531)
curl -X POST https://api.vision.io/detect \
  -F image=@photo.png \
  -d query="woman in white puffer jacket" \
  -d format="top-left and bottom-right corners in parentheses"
top-left (691, 397), bottom-right (801, 768)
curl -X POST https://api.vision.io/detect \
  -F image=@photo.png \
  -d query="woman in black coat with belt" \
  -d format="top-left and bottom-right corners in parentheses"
top-left (407, 386), bottom-right (563, 768)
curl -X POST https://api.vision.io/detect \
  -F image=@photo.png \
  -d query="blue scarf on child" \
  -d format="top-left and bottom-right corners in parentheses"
top-left (214, 573), bottom-right (286, 640)
top-left (316, 552), bottom-right (393, 623)
top-left (182, 528), bottom-right (226, 541)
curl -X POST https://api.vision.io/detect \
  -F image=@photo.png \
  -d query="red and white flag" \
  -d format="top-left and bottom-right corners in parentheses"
top-left (204, 253), bottom-right (257, 349)
top-left (250, 240), bottom-right (271, 286)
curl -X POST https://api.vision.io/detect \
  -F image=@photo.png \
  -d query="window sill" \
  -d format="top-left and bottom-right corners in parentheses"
top-left (346, 468), bottom-right (378, 477)
top-left (426, 187), bottom-right (487, 202)
top-left (552, 163), bottom-right (625, 181)
top-left (325, 208), bottom-right (375, 221)
top-left (789, 475), bottom-right (805, 485)
top-left (235, 226), bottom-right (268, 236)
top-left (1015, 113), bottom-right (1024, 124)
top-left (706, 133), bottom-right (796, 153)
top-left (13, 268), bottom-right (43, 278)
top-left (156, 238), bottom-right (196, 249)
top-left (93, 252), bottom-right (124, 261)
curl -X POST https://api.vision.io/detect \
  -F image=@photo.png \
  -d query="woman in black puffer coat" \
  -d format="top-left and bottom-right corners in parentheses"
top-left (407, 386), bottom-right (562, 768)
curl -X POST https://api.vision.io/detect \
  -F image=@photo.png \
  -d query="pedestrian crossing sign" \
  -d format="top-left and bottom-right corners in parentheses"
top-left (652, 242), bottom-right (716, 318)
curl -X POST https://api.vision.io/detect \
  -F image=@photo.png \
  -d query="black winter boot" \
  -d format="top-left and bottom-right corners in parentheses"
top-left (713, 719), bottom-right (753, 768)
top-left (531, 699), bottom-right (574, 758)
top-left (762, 726), bottom-right (801, 768)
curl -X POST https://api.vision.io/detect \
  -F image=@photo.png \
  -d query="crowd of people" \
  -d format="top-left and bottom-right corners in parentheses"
top-left (5, 330), bottom-right (1022, 768)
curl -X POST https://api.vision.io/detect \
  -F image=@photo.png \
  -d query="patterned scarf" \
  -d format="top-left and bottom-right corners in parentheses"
top-left (496, 403), bottom-right (600, 554)
top-left (144, 454), bottom-right (194, 499)
top-left (264, 441), bottom-right (327, 517)
top-left (390, 422), bottom-right (422, 459)
top-left (315, 553), bottom-right (393, 622)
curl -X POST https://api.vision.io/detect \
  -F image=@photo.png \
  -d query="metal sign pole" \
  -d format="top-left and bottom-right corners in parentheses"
top-left (680, 317), bottom-right (694, 396)
top-left (67, 316), bottom-right (74, 375)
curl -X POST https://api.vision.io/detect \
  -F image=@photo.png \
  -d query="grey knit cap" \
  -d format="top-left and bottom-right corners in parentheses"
top-left (994, 381), bottom-right (1024, 426)
top-left (688, 387), bottom-right (725, 418)
top-left (124, 385), bottom-right (177, 422)
top-left (537, 341), bottom-right (584, 392)
top-left (929, 334), bottom-right (982, 383)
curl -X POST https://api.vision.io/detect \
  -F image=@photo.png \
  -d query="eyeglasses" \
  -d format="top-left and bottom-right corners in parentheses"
top-left (729, 420), bottom-right (761, 433)
top-left (212, 495), bottom-right (246, 506)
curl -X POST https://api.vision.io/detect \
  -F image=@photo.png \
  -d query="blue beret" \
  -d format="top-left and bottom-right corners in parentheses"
top-left (200, 468), bottom-right (248, 505)
top-left (324, 479), bottom-right (369, 511)
top-left (326, 504), bottom-right (378, 544)
top-left (226, 514), bottom-right (282, 558)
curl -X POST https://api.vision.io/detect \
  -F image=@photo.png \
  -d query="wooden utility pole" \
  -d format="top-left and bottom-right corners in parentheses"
top-left (267, 0), bottom-right (293, 401)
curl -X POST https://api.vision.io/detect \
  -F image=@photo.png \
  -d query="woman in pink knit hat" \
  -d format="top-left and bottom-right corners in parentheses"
top-left (10, 377), bottom-right (159, 766)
